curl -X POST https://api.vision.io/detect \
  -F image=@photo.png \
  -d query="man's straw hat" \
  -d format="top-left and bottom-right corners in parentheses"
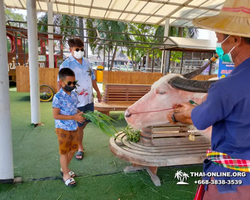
top-left (192, 0), bottom-right (250, 38)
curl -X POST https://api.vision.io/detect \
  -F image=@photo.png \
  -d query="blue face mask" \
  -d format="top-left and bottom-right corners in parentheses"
top-left (216, 35), bottom-right (236, 63)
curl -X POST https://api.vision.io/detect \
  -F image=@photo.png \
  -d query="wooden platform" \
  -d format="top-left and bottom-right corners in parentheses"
top-left (109, 124), bottom-right (211, 186)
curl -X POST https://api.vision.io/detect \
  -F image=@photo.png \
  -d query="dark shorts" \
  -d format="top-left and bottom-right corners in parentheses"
top-left (77, 103), bottom-right (94, 127)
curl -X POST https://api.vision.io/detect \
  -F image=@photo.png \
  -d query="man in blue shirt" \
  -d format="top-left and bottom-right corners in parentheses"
top-left (167, 0), bottom-right (250, 199)
top-left (58, 38), bottom-right (102, 160)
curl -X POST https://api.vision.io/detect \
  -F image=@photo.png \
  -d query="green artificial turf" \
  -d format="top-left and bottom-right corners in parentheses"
top-left (0, 91), bottom-right (203, 200)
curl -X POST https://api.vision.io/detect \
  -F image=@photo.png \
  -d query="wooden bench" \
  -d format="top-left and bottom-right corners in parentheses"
top-left (109, 123), bottom-right (211, 186)
top-left (94, 84), bottom-right (151, 115)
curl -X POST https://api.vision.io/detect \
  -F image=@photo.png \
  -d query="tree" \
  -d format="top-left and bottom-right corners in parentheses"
top-left (169, 27), bottom-right (198, 38)
top-left (5, 8), bottom-right (26, 27)
top-left (86, 19), bottom-right (131, 70)
top-left (127, 23), bottom-right (165, 70)
top-left (97, 20), bottom-right (130, 70)
top-left (85, 18), bottom-right (198, 71)
top-left (85, 18), bottom-right (98, 55)
top-left (37, 13), bottom-right (78, 46)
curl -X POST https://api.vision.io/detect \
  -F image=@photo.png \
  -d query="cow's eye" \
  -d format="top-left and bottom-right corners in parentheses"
top-left (158, 91), bottom-right (166, 94)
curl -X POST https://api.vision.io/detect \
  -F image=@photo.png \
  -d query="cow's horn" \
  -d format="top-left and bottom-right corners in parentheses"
top-left (169, 77), bottom-right (217, 93)
top-left (182, 54), bottom-right (219, 79)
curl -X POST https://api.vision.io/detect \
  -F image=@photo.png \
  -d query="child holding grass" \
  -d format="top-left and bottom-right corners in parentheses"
top-left (52, 68), bottom-right (84, 187)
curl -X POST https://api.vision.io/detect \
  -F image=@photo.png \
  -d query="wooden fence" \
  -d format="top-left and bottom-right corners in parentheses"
top-left (102, 71), bottom-right (217, 87)
top-left (102, 71), bottom-right (163, 89)
top-left (16, 66), bottom-right (59, 92)
top-left (16, 66), bottom-right (217, 93)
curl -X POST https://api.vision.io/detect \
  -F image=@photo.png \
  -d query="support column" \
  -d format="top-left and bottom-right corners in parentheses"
top-left (166, 50), bottom-right (171, 73)
top-left (48, 2), bottom-right (54, 68)
top-left (27, 0), bottom-right (41, 124)
top-left (146, 52), bottom-right (150, 70)
top-left (161, 19), bottom-right (170, 74)
top-left (0, 0), bottom-right (14, 182)
top-left (180, 49), bottom-right (184, 74)
top-left (151, 50), bottom-right (155, 73)
top-left (108, 44), bottom-right (110, 71)
top-left (103, 44), bottom-right (106, 68)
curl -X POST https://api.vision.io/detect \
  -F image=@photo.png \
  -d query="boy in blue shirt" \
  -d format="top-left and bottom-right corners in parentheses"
top-left (52, 68), bottom-right (84, 186)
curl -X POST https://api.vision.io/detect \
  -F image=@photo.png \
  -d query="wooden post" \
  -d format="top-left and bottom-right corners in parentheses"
top-left (108, 44), bottom-right (110, 71)
top-left (24, 38), bottom-right (26, 64)
top-left (148, 166), bottom-right (158, 175)
top-left (151, 50), bottom-right (155, 73)
top-left (14, 32), bottom-right (18, 65)
top-left (166, 50), bottom-right (171, 73)
top-left (180, 49), bottom-right (184, 74)
top-left (103, 44), bottom-right (105, 68)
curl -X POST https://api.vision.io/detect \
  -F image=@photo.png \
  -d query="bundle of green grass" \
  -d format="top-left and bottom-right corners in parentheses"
top-left (122, 126), bottom-right (141, 143)
top-left (83, 112), bottom-right (141, 143)
top-left (82, 111), bottom-right (117, 137)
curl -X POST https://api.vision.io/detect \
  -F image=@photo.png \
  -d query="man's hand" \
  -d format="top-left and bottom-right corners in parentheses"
top-left (167, 111), bottom-right (178, 124)
top-left (73, 112), bottom-right (85, 123)
top-left (174, 102), bottom-right (195, 113)
top-left (97, 92), bottom-right (102, 103)
top-left (167, 102), bottom-right (196, 125)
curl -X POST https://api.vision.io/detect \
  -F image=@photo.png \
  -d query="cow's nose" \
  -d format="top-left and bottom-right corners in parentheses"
top-left (125, 109), bottom-right (132, 118)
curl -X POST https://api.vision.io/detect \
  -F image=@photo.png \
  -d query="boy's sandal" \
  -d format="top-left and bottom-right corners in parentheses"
top-left (68, 170), bottom-right (76, 177)
top-left (75, 151), bottom-right (84, 160)
top-left (63, 178), bottom-right (76, 187)
top-left (60, 169), bottom-right (76, 177)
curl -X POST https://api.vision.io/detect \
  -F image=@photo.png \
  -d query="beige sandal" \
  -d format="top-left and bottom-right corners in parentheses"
top-left (60, 169), bottom-right (76, 177)
top-left (63, 177), bottom-right (76, 187)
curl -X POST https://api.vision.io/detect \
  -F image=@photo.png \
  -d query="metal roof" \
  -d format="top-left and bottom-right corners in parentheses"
top-left (160, 36), bottom-right (216, 51)
top-left (5, 0), bottom-right (225, 27)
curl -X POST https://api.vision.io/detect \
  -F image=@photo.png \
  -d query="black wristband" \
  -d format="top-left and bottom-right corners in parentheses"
top-left (172, 112), bottom-right (178, 122)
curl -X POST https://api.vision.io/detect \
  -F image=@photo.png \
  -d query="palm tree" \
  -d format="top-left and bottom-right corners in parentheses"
top-left (86, 19), bottom-right (131, 70)
top-left (96, 20), bottom-right (130, 70)
top-left (85, 18), bottom-right (198, 71)
top-left (175, 170), bottom-right (189, 184)
top-left (175, 170), bottom-right (183, 180)
top-left (182, 172), bottom-right (190, 182)
top-left (37, 13), bottom-right (78, 45)
top-left (127, 23), bottom-right (164, 71)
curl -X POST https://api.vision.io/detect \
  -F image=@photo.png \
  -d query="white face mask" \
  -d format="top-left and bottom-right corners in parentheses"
top-left (74, 51), bottom-right (84, 59)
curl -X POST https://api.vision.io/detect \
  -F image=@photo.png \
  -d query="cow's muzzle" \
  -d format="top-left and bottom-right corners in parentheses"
top-left (125, 109), bottom-right (132, 118)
